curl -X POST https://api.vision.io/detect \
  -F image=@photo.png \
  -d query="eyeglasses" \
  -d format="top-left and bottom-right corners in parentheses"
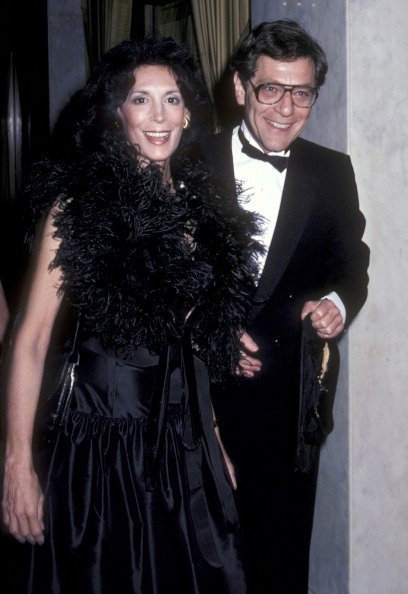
top-left (248, 80), bottom-right (318, 108)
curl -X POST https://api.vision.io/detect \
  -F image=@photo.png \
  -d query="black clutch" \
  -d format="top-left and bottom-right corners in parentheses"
top-left (35, 317), bottom-right (81, 445)
top-left (295, 313), bottom-right (339, 473)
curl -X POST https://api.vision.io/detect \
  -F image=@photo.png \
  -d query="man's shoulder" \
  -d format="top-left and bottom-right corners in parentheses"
top-left (292, 137), bottom-right (351, 167)
top-left (291, 138), bottom-right (357, 193)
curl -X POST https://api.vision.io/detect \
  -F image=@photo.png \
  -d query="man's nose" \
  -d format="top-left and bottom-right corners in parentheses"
top-left (274, 89), bottom-right (295, 116)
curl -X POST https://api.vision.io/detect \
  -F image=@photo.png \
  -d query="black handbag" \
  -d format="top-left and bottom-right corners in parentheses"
top-left (36, 317), bottom-right (81, 444)
top-left (295, 313), bottom-right (340, 473)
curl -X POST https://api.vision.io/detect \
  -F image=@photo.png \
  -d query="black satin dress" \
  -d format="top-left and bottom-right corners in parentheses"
top-left (8, 328), bottom-right (246, 594)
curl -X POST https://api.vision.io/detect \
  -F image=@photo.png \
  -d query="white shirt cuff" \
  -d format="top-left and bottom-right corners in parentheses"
top-left (321, 291), bottom-right (346, 324)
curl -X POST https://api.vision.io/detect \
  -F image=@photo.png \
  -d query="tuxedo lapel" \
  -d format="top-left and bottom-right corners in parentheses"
top-left (207, 132), bottom-right (318, 321)
top-left (250, 141), bottom-right (317, 320)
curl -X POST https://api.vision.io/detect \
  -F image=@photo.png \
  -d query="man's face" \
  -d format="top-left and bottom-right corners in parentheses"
top-left (234, 55), bottom-right (316, 152)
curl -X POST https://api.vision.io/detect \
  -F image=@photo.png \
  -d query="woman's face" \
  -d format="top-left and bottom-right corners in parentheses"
top-left (117, 65), bottom-right (190, 175)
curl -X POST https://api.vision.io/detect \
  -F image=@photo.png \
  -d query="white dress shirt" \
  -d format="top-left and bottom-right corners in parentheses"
top-left (231, 123), bottom-right (346, 323)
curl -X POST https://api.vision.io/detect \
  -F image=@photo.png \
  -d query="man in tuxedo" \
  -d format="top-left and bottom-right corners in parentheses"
top-left (208, 20), bottom-right (369, 594)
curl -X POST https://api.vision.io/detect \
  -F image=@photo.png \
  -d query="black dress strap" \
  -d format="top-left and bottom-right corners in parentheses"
top-left (144, 329), bottom-right (239, 567)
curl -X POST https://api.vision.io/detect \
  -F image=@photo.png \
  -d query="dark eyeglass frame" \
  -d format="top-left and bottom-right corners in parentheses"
top-left (248, 80), bottom-right (319, 108)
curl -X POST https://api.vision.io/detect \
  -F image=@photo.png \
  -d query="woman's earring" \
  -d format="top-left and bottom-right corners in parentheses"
top-left (183, 117), bottom-right (190, 130)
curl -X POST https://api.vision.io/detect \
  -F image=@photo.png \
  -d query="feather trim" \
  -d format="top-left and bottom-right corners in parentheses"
top-left (24, 148), bottom-right (261, 381)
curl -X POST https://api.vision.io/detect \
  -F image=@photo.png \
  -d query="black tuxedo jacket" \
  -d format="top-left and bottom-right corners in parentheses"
top-left (206, 130), bottom-right (370, 462)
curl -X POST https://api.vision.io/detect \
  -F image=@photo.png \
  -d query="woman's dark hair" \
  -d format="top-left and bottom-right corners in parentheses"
top-left (230, 20), bottom-right (328, 88)
top-left (51, 36), bottom-right (212, 161)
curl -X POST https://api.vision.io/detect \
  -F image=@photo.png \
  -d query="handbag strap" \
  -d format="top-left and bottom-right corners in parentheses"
top-left (67, 315), bottom-right (81, 364)
top-left (58, 315), bottom-right (81, 427)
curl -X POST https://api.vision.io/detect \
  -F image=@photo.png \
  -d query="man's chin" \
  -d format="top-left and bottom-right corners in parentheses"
top-left (263, 142), bottom-right (290, 153)
top-left (258, 133), bottom-right (293, 153)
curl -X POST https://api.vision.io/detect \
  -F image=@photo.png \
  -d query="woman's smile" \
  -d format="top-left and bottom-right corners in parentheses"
top-left (144, 130), bottom-right (171, 144)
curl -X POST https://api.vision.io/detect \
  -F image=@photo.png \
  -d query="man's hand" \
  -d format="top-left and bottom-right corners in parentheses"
top-left (236, 331), bottom-right (262, 378)
top-left (301, 299), bottom-right (344, 339)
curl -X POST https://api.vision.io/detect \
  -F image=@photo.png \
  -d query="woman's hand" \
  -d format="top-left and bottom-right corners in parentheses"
top-left (2, 461), bottom-right (45, 545)
top-left (214, 425), bottom-right (237, 490)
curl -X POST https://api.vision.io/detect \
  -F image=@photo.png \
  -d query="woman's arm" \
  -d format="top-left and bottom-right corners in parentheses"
top-left (0, 280), bottom-right (10, 346)
top-left (2, 209), bottom-right (64, 545)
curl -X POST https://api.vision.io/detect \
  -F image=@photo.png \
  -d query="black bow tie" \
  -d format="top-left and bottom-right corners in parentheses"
top-left (238, 128), bottom-right (289, 172)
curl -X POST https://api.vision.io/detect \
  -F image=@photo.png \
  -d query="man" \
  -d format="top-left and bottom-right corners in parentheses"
top-left (208, 20), bottom-right (369, 594)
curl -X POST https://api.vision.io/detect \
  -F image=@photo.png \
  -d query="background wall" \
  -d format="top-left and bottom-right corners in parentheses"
top-left (253, 1), bottom-right (408, 593)
top-left (348, 1), bottom-right (408, 592)
top-left (48, 0), bottom-right (87, 129)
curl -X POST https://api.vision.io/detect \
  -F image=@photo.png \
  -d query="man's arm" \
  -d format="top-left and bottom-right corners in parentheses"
top-left (321, 154), bottom-right (370, 326)
top-left (301, 153), bottom-right (369, 338)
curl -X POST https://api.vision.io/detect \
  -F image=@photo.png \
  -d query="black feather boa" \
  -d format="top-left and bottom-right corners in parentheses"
top-left (24, 147), bottom-right (261, 381)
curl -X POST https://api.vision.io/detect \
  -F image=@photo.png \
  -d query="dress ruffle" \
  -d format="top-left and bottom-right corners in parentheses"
top-left (26, 343), bottom-right (247, 594)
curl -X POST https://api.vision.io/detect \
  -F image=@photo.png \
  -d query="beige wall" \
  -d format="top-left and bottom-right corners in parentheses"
top-left (348, 1), bottom-right (408, 592)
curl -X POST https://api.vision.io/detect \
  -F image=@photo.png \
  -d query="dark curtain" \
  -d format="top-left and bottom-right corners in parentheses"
top-left (0, 0), bottom-right (49, 316)
top-left (141, 0), bottom-right (247, 128)
top-left (82, 0), bottom-right (133, 72)
top-left (144, 1), bottom-right (197, 56)
top-left (191, 0), bottom-right (249, 102)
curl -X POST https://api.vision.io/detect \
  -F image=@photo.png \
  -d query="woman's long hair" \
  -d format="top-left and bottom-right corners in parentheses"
top-left (51, 36), bottom-right (212, 163)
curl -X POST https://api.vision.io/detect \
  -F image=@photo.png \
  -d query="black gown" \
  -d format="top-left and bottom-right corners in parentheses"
top-left (21, 333), bottom-right (246, 594)
top-left (3, 154), bottom-right (259, 594)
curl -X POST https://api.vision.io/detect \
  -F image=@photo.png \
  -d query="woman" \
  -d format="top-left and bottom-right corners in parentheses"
top-left (1, 37), bottom-right (259, 594)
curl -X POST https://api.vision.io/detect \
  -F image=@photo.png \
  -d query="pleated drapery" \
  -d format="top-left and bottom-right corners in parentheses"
top-left (148, 1), bottom-right (197, 56)
top-left (82, 0), bottom-right (133, 71)
top-left (191, 0), bottom-right (250, 101)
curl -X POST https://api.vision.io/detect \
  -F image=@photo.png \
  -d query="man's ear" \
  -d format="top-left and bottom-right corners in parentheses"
top-left (233, 72), bottom-right (246, 106)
